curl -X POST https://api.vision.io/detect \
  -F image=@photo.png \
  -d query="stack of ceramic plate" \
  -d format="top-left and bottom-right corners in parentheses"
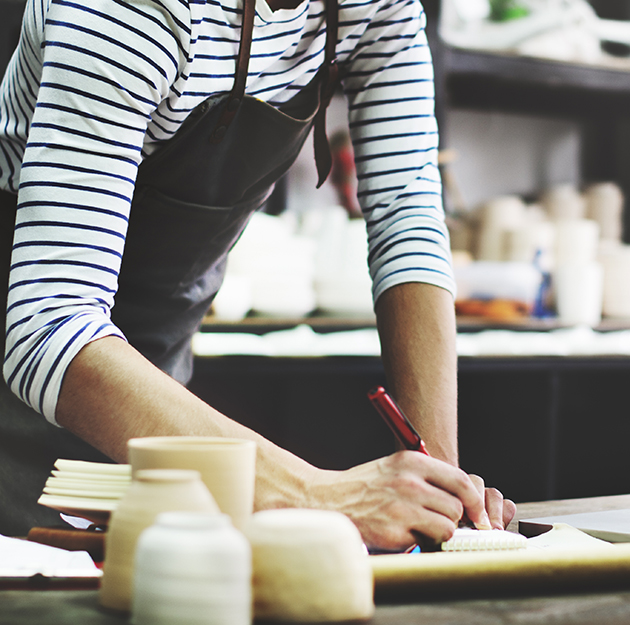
top-left (38, 459), bottom-right (132, 525)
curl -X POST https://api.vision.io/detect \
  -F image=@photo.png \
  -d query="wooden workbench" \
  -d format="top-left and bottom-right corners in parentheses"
top-left (3, 494), bottom-right (630, 624)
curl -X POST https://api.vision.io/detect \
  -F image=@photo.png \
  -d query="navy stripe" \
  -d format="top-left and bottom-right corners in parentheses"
top-left (11, 257), bottom-right (120, 277)
top-left (11, 240), bottom-right (123, 261)
top-left (369, 230), bottom-right (445, 263)
top-left (366, 205), bottom-right (443, 227)
top-left (19, 180), bottom-right (134, 203)
top-left (372, 263), bottom-right (451, 294)
top-left (17, 200), bottom-right (130, 222)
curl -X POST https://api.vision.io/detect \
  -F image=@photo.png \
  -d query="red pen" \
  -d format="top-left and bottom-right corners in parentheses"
top-left (367, 386), bottom-right (430, 455)
top-left (368, 386), bottom-right (441, 554)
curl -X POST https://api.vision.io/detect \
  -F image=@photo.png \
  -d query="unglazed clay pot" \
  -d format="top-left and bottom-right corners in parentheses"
top-left (245, 508), bottom-right (374, 622)
top-left (132, 511), bottom-right (252, 625)
top-left (99, 468), bottom-right (219, 612)
top-left (128, 437), bottom-right (256, 531)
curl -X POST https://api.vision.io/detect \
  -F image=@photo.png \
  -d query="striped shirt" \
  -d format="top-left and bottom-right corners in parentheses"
top-left (0, 0), bottom-right (453, 422)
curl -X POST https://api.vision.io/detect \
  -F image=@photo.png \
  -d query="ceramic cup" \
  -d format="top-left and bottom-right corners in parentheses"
top-left (554, 262), bottom-right (604, 326)
top-left (541, 184), bottom-right (586, 221)
top-left (476, 195), bottom-right (527, 261)
top-left (132, 511), bottom-right (252, 625)
top-left (601, 245), bottom-right (630, 318)
top-left (245, 508), bottom-right (374, 622)
top-left (128, 437), bottom-right (256, 531)
top-left (99, 468), bottom-right (219, 612)
top-left (585, 182), bottom-right (624, 242)
top-left (554, 219), bottom-right (600, 265)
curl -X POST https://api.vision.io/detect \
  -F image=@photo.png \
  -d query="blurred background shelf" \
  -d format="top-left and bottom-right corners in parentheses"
top-left (201, 313), bottom-right (377, 334)
top-left (201, 313), bottom-right (630, 333)
top-left (424, 0), bottom-right (630, 240)
top-left (441, 46), bottom-right (630, 104)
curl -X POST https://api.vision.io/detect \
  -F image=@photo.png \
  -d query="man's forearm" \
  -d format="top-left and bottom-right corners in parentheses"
top-left (53, 331), bottom-right (492, 548)
top-left (55, 336), bottom-right (318, 511)
top-left (375, 282), bottom-right (458, 465)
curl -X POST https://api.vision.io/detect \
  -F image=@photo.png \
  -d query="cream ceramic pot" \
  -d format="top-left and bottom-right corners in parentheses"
top-left (99, 468), bottom-right (219, 612)
top-left (245, 508), bottom-right (374, 622)
top-left (128, 436), bottom-right (256, 531)
top-left (132, 511), bottom-right (251, 625)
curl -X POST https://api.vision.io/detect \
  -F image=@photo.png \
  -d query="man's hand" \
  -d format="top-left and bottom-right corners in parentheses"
top-left (304, 450), bottom-right (492, 552)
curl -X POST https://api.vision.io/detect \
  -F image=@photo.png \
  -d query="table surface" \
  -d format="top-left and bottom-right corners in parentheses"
top-left (3, 494), bottom-right (630, 625)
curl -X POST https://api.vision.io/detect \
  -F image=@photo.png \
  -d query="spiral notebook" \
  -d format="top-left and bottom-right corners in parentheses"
top-left (397, 528), bottom-right (527, 554)
top-left (440, 528), bottom-right (527, 551)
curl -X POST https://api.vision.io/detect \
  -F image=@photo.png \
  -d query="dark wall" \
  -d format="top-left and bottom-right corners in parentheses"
top-left (188, 354), bottom-right (630, 505)
top-left (0, 0), bottom-right (25, 80)
top-left (589, 0), bottom-right (630, 20)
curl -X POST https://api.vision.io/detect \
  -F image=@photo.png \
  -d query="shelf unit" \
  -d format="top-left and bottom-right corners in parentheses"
top-left (200, 312), bottom-right (630, 334)
top-left (423, 0), bottom-right (630, 240)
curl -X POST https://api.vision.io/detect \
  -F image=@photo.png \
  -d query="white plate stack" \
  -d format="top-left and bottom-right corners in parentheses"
top-left (38, 459), bottom-right (132, 524)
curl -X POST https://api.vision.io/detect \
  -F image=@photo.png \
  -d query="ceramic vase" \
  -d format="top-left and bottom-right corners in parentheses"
top-left (99, 468), bottom-right (219, 612)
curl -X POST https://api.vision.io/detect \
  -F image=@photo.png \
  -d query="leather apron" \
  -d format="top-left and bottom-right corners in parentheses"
top-left (0, 0), bottom-right (338, 536)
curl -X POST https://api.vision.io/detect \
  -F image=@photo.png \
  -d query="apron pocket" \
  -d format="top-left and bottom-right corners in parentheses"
top-left (117, 185), bottom-right (259, 302)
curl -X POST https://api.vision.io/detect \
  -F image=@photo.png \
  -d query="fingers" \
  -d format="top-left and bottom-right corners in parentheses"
top-left (332, 452), bottom-right (512, 553)
top-left (468, 473), bottom-right (485, 499)
top-left (484, 486), bottom-right (507, 529)
top-left (341, 451), bottom-right (474, 550)
top-left (408, 454), bottom-right (489, 531)
top-left (383, 454), bottom-right (465, 542)
top-left (469, 475), bottom-right (518, 530)
top-left (503, 498), bottom-right (517, 527)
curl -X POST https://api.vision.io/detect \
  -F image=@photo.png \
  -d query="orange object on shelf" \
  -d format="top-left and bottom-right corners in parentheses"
top-left (455, 298), bottom-right (532, 321)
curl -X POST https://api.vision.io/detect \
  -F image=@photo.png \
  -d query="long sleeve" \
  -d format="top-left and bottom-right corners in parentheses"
top-left (4, 0), bottom-right (187, 419)
top-left (339, 0), bottom-right (454, 303)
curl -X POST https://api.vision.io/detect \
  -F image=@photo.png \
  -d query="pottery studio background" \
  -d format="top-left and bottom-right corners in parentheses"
top-left (4, 0), bottom-right (630, 506)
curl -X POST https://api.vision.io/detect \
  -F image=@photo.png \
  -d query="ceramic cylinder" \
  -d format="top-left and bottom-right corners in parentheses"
top-left (99, 468), bottom-right (219, 612)
top-left (541, 184), bottom-right (586, 221)
top-left (476, 195), bottom-right (527, 261)
top-left (585, 182), bottom-right (624, 242)
top-left (554, 262), bottom-right (604, 326)
top-left (505, 220), bottom-right (555, 269)
top-left (554, 219), bottom-right (600, 265)
top-left (128, 437), bottom-right (256, 531)
top-left (132, 511), bottom-right (251, 625)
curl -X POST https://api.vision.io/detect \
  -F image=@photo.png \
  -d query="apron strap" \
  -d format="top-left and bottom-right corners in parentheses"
top-left (210, 0), bottom-right (257, 144)
top-left (211, 0), bottom-right (340, 189)
top-left (314, 0), bottom-right (339, 188)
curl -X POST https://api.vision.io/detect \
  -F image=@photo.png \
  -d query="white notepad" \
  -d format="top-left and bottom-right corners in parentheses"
top-left (441, 528), bottom-right (527, 551)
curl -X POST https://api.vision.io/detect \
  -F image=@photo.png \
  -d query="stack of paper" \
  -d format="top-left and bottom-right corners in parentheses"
top-left (0, 533), bottom-right (101, 580)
